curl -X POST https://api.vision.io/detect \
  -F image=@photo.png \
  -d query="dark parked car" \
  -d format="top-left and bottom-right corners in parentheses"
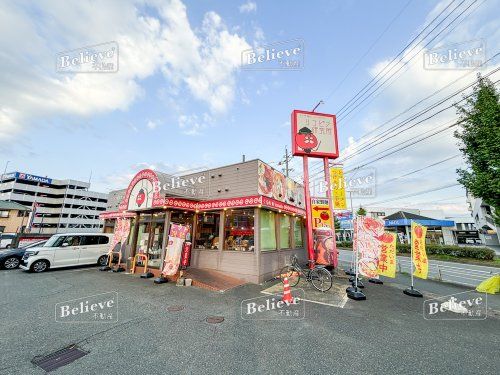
top-left (0, 240), bottom-right (47, 269)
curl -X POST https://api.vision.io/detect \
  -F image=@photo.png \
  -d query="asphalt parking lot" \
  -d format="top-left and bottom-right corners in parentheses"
top-left (1, 266), bottom-right (499, 375)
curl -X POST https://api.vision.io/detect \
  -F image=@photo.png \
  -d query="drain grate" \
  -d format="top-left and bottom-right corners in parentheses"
top-left (206, 316), bottom-right (224, 324)
top-left (167, 305), bottom-right (185, 312)
top-left (32, 345), bottom-right (88, 372)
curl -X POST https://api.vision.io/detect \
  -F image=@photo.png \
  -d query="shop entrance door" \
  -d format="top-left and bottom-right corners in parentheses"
top-left (170, 211), bottom-right (194, 241)
top-left (137, 213), bottom-right (165, 269)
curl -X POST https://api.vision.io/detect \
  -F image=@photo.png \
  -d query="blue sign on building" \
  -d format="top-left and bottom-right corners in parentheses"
top-left (14, 172), bottom-right (52, 185)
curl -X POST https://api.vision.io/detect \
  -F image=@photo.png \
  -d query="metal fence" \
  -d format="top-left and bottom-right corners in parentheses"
top-left (338, 251), bottom-right (499, 288)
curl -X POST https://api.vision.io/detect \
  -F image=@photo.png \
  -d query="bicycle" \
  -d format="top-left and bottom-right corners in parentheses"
top-left (279, 255), bottom-right (333, 292)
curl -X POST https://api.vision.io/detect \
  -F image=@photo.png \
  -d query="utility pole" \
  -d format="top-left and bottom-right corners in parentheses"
top-left (278, 146), bottom-right (294, 177)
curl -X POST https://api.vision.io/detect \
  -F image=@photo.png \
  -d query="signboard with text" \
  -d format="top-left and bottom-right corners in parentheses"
top-left (311, 197), bottom-right (332, 229)
top-left (329, 167), bottom-right (347, 209)
top-left (291, 110), bottom-right (339, 158)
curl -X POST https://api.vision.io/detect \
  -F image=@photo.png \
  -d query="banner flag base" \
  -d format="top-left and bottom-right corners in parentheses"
top-left (349, 276), bottom-right (362, 283)
top-left (403, 286), bottom-right (423, 298)
top-left (368, 278), bottom-right (383, 285)
top-left (140, 272), bottom-right (155, 279)
top-left (344, 270), bottom-right (355, 276)
top-left (112, 267), bottom-right (125, 273)
top-left (346, 287), bottom-right (366, 300)
top-left (154, 276), bottom-right (168, 284)
top-left (99, 266), bottom-right (111, 272)
top-left (351, 280), bottom-right (364, 289)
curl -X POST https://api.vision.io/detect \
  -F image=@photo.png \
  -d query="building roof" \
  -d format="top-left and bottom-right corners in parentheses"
top-left (384, 211), bottom-right (455, 228)
top-left (384, 211), bottom-right (435, 221)
top-left (0, 200), bottom-right (31, 211)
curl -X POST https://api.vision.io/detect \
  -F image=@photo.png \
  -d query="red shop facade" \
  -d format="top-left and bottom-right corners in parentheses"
top-left (100, 159), bottom-right (307, 283)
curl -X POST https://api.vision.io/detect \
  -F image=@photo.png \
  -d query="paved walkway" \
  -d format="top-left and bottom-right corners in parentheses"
top-left (338, 248), bottom-right (499, 288)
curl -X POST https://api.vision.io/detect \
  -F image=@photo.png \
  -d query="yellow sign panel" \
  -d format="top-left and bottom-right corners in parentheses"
top-left (411, 221), bottom-right (428, 279)
top-left (329, 167), bottom-right (347, 209)
top-left (377, 232), bottom-right (397, 278)
top-left (311, 198), bottom-right (332, 229)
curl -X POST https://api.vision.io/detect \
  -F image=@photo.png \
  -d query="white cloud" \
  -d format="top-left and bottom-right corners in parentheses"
top-left (0, 0), bottom-right (251, 143)
top-left (146, 120), bottom-right (160, 130)
top-left (178, 113), bottom-right (214, 135)
top-left (239, 1), bottom-right (257, 14)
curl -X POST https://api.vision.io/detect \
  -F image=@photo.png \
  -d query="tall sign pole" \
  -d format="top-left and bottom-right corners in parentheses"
top-left (302, 156), bottom-right (315, 264)
top-left (291, 109), bottom-right (339, 268)
top-left (323, 157), bottom-right (337, 253)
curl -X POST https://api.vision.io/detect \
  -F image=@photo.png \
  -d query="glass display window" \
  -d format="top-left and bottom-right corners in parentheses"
top-left (223, 209), bottom-right (255, 251)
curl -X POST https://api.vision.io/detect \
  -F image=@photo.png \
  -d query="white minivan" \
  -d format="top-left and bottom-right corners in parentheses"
top-left (20, 233), bottom-right (113, 273)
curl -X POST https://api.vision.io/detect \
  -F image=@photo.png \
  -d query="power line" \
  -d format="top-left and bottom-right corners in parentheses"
top-left (338, 0), bottom-right (488, 126)
top-left (363, 182), bottom-right (461, 206)
top-left (334, 0), bottom-right (463, 116)
top-left (340, 52), bottom-right (499, 154)
top-left (337, 0), bottom-right (479, 121)
top-left (378, 154), bottom-right (462, 185)
top-left (344, 121), bottom-right (460, 173)
top-left (321, 0), bottom-right (413, 103)
top-left (305, 74), bottom-right (498, 182)
top-left (338, 68), bottom-right (500, 162)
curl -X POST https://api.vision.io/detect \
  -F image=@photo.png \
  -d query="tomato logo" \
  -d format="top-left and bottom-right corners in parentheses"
top-left (320, 211), bottom-right (330, 221)
top-left (295, 127), bottom-right (318, 153)
top-left (136, 188), bottom-right (146, 207)
top-left (414, 226), bottom-right (423, 238)
top-left (377, 232), bottom-right (394, 243)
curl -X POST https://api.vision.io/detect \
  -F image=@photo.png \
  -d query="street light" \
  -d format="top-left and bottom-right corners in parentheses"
top-left (2, 160), bottom-right (10, 182)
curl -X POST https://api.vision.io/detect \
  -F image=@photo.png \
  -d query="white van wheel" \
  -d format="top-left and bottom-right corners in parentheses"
top-left (97, 255), bottom-right (108, 266)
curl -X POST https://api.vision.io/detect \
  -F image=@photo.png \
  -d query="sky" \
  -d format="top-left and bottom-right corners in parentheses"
top-left (0, 0), bottom-right (498, 217)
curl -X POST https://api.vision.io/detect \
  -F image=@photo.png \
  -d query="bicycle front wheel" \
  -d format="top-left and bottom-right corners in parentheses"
top-left (310, 268), bottom-right (333, 292)
top-left (279, 266), bottom-right (300, 287)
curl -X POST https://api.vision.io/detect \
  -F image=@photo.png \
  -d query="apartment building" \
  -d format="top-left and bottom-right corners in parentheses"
top-left (0, 201), bottom-right (30, 233)
top-left (0, 172), bottom-right (108, 234)
top-left (467, 194), bottom-right (499, 246)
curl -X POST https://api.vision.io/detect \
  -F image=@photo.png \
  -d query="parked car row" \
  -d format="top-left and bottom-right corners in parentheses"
top-left (0, 233), bottom-right (112, 272)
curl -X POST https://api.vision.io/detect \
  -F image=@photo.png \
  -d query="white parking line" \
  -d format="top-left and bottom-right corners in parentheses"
top-left (261, 290), bottom-right (348, 308)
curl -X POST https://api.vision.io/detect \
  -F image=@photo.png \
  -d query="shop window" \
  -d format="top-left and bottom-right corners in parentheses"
top-left (223, 209), bottom-right (254, 251)
top-left (279, 214), bottom-right (292, 249)
top-left (195, 212), bottom-right (221, 249)
top-left (294, 218), bottom-right (304, 248)
top-left (260, 209), bottom-right (276, 251)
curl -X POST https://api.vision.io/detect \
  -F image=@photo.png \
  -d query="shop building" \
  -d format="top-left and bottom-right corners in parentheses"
top-left (0, 172), bottom-right (108, 234)
top-left (445, 216), bottom-right (480, 245)
top-left (467, 194), bottom-right (499, 247)
top-left (100, 160), bottom-right (307, 283)
top-left (383, 211), bottom-right (455, 245)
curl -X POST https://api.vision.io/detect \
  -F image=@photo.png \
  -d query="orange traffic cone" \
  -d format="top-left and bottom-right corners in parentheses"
top-left (282, 277), bottom-right (294, 304)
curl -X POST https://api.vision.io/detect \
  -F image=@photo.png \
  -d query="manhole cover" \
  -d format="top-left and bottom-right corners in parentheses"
top-left (206, 316), bottom-right (224, 324)
top-left (167, 305), bottom-right (185, 312)
top-left (32, 345), bottom-right (88, 372)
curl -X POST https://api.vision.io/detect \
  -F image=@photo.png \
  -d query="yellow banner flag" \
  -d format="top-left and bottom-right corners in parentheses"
top-left (411, 221), bottom-right (428, 279)
top-left (329, 167), bottom-right (347, 209)
top-left (377, 232), bottom-right (397, 278)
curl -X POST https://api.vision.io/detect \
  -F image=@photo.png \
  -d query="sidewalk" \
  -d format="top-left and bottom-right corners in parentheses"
top-left (338, 248), bottom-right (499, 288)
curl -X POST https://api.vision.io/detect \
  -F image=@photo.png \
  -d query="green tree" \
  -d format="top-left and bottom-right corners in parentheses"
top-left (454, 75), bottom-right (500, 225)
top-left (334, 216), bottom-right (341, 230)
top-left (356, 207), bottom-right (366, 216)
